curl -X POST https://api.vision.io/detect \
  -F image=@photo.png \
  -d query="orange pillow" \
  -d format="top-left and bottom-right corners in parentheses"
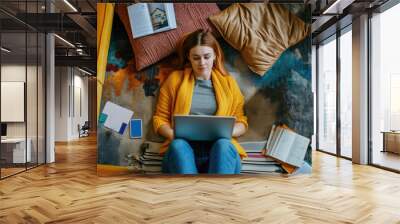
top-left (209, 3), bottom-right (310, 76)
top-left (117, 3), bottom-right (220, 71)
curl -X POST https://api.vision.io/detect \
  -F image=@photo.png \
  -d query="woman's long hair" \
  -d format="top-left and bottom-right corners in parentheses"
top-left (177, 29), bottom-right (228, 76)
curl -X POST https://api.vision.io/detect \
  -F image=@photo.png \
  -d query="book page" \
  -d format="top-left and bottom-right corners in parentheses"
top-left (286, 135), bottom-right (310, 167)
top-left (148, 3), bottom-right (176, 34)
top-left (241, 163), bottom-right (281, 172)
top-left (265, 125), bottom-right (276, 153)
top-left (165, 3), bottom-right (177, 29)
top-left (127, 3), bottom-right (154, 38)
top-left (270, 130), bottom-right (296, 162)
top-left (269, 127), bottom-right (283, 155)
top-left (240, 141), bottom-right (268, 153)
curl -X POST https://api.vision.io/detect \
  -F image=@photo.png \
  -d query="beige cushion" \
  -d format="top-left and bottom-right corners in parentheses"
top-left (209, 3), bottom-right (310, 76)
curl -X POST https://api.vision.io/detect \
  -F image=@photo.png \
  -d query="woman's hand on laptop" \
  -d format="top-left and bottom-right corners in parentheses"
top-left (159, 124), bottom-right (175, 141)
top-left (232, 122), bottom-right (246, 137)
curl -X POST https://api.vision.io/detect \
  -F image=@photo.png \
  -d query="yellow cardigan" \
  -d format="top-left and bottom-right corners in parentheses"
top-left (153, 67), bottom-right (248, 158)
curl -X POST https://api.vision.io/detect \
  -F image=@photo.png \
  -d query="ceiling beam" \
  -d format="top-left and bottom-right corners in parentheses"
top-left (311, 0), bottom-right (356, 40)
top-left (55, 55), bottom-right (95, 71)
top-left (322, 0), bottom-right (355, 14)
top-left (67, 13), bottom-right (96, 39)
top-left (312, 15), bottom-right (335, 33)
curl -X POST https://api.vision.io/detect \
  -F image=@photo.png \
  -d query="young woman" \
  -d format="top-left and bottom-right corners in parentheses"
top-left (153, 29), bottom-right (248, 174)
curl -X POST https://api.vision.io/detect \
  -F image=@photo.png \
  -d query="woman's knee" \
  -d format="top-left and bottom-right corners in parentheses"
top-left (211, 138), bottom-right (237, 157)
top-left (165, 139), bottom-right (197, 174)
top-left (209, 139), bottom-right (241, 174)
top-left (213, 138), bottom-right (232, 148)
top-left (168, 138), bottom-right (192, 157)
top-left (169, 138), bottom-right (188, 151)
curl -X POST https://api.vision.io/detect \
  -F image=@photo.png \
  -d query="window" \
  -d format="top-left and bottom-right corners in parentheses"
top-left (317, 36), bottom-right (337, 154)
top-left (370, 2), bottom-right (400, 171)
top-left (340, 28), bottom-right (352, 158)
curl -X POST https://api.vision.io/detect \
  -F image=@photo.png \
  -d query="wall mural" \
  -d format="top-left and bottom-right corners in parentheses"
top-left (97, 3), bottom-right (312, 175)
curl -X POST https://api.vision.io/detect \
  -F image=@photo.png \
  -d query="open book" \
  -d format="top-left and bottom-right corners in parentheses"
top-left (127, 3), bottom-right (177, 39)
top-left (264, 125), bottom-right (310, 173)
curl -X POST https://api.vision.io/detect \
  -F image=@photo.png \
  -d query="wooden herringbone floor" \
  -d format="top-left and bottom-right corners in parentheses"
top-left (1, 135), bottom-right (400, 224)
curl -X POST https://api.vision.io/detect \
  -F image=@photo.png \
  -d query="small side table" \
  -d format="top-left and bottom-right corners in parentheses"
top-left (381, 131), bottom-right (400, 154)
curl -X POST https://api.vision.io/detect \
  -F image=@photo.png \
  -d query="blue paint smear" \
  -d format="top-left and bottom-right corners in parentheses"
top-left (97, 126), bottom-right (121, 165)
top-left (107, 13), bottom-right (133, 69)
top-left (220, 36), bottom-right (313, 165)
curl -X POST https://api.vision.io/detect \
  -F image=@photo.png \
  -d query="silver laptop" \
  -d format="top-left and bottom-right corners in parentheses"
top-left (174, 115), bottom-right (235, 141)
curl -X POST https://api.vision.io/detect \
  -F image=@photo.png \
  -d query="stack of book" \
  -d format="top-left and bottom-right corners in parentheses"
top-left (138, 138), bottom-right (303, 174)
top-left (240, 141), bottom-right (282, 174)
top-left (139, 151), bottom-right (163, 174)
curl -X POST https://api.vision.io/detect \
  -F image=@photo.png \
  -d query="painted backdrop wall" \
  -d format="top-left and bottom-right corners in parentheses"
top-left (97, 3), bottom-right (312, 175)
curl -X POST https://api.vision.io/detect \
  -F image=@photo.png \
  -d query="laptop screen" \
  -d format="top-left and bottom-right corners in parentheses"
top-left (174, 115), bottom-right (235, 141)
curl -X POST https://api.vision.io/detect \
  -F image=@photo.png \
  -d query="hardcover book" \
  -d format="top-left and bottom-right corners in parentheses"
top-left (264, 125), bottom-right (310, 173)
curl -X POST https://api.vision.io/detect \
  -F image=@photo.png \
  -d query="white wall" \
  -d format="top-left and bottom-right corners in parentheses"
top-left (1, 65), bottom-right (26, 140)
top-left (1, 65), bottom-right (39, 138)
top-left (55, 67), bottom-right (69, 141)
top-left (54, 67), bottom-right (89, 141)
top-left (1, 65), bottom-right (26, 136)
top-left (1, 63), bottom-right (46, 164)
top-left (72, 73), bottom-right (89, 138)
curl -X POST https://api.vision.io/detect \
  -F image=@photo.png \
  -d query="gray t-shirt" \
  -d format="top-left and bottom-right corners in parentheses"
top-left (189, 79), bottom-right (217, 115)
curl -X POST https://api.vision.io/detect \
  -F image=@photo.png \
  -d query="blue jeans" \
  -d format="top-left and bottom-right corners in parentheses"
top-left (162, 138), bottom-right (241, 174)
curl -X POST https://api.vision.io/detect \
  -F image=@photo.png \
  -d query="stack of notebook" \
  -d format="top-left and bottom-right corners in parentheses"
top-left (138, 141), bottom-right (282, 174)
top-left (139, 151), bottom-right (163, 174)
top-left (240, 141), bottom-right (282, 174)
